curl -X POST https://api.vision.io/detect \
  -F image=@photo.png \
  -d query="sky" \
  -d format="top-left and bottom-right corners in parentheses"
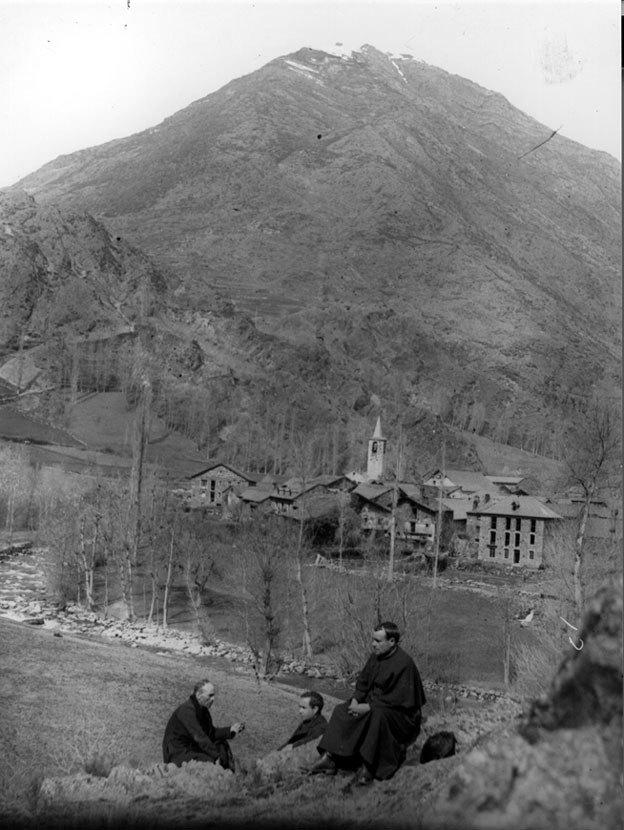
top-left (0, 0), bottom-right (620, 188)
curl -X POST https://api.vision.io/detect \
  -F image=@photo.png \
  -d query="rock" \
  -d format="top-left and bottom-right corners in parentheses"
top-left (106, 600), bottom-right (130, 621)
top-left (420, 578), bottom-right (623, 830)
top-left (522, 578), bottom-right (623, 732)
top-left (39, 760), bottom-right (237, 810)
top-left (255, 740), bottom-right (321, 782)
top-left (23, 617), bottom-right (44, 625)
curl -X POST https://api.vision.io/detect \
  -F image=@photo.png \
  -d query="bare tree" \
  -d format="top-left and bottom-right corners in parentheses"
top-left (229, 518), bottom-right (293, 678)
top-left (289, 430), bottom-right (322, 659)
top-left (161, 519), bottom-right (178, 630)
top-left (564, 400), bottom-right (621, 614)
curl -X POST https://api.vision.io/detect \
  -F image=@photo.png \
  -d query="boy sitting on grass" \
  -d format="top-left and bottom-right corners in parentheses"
top-left (278, 690), bottom-right (327, 751)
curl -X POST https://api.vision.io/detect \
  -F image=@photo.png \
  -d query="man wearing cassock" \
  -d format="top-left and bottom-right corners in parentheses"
top-left (162, 679), bottom-right (244, 769)
top-left (308, 621), bottom-right (425, 784)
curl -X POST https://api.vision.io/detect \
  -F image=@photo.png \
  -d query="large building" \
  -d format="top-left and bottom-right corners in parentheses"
top-left (467, 496), bottom-right (563, 569)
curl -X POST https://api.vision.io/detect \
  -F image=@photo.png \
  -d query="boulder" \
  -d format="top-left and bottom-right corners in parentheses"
top-left (255, 740), bottom-right (322, 782)
top-left (39, 759), bottom-right (237, 809)
top-left (420, 578), bottom-right (623, 830)
top-left (105, 600), bottom-right (130, 621)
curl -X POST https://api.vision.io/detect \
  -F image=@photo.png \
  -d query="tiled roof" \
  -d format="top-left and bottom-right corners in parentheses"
top-left (441, 498), bottom-right (472, 521)
top-left (485, 475), bottom-right (525, 485)
top-left (468, 496), bottom-right (563, 520)
top-left (239, 488), bottom-right (272, 503)
top-left (444, 469), bottom-right (494, 492)
top-left (188, 462), bottom-right (258, 482)
top-left (352, 483), bottom-right (393, 502)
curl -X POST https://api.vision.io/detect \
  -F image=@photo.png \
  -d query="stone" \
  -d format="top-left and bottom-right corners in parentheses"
top-left (419, 578), bottom-right (623, 830)
top-left (522, 578), bottom-right (623, 732)
top-left (39, 760), bottom-right (237, 810)
top-left (106, 600), bottom-right (130, 621)
top-left (255, 740), bottom-right (321, 782)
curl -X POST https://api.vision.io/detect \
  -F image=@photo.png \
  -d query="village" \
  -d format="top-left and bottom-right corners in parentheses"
top-left (174, 417), bottom-right (619, 573)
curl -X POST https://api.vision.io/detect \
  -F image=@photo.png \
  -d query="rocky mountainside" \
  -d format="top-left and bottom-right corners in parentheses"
top-left (0, 190), bottom-right (167, 351)
top-left (7, 45), bottom-right (622, 465)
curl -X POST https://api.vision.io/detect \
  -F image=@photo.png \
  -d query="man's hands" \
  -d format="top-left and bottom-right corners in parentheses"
top-left (230, 722), bottom-right (245, 737)
top-left (347, 698), bottom-right (370, 717)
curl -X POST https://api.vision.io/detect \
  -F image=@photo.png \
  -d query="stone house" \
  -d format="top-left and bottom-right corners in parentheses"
top-left (467, 496), bottom-right (563, 568)
top-left (484, 474), bottom-right (532, 495)
top-left (267, 475), bottom-right (350, 518)
top-left (423, 468), bottom-right (500, 499)
top-left (351, 482), bottom-right (438, 548)
top-left (188, 463), bottom-right (258, 507)
top-left (351, 483), bottom-right (394, 532)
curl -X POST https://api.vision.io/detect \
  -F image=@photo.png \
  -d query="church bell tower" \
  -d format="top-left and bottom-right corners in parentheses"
top-left (366, 417), bottom-right (387, 481)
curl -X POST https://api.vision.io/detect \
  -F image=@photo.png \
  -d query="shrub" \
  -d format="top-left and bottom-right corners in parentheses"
top-left (512, 617), bottom-right (566, 700)
top-left (49, 714), bottom-right (120, 778)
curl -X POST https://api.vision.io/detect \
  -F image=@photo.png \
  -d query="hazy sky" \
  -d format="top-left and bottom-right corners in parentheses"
top-left (0, 0), bottom-right (620, 188)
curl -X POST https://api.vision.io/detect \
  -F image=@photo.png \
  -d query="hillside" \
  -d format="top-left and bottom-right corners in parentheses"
top-left (1, 578), bottom-right (621, 830)
top-left (5, 45), bottom-right (622, 467)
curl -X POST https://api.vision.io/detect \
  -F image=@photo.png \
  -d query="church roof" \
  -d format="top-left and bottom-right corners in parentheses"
top-left (372, 416), bottom-right (385, 440)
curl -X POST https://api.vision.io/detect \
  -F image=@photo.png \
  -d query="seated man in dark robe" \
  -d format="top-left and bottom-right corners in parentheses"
top-left (278, 690), bottom-right (327, 751)
top-left (162, 679), bottom-right (244, 769)
top-left (308, 621), bottom-right (425, 785)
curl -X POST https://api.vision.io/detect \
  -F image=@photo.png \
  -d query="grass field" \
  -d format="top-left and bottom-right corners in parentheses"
top-left (87, 551), bottom-right (539, 690)
top-left (0, 611), bottom-right (526, 829)
top-left (0, 615), bottom-right (319, 815)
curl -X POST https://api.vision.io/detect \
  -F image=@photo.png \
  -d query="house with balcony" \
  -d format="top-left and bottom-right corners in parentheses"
top-left (350, 482), bottom-right (438, 549)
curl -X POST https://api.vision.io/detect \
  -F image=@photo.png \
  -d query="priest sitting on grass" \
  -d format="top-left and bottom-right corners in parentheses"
top-left (277, 690), bottom-right (327, 751)
top-left (307, 621), bottom-right (426, 785)
top-left (162, 679), bottom-right (245, 770)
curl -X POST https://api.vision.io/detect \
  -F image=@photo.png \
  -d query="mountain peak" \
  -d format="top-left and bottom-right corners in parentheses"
top-left (9, 45), bottom-right (621, 460)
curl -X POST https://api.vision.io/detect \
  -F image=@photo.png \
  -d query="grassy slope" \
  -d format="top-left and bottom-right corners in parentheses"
top-left (0, 614), bottom-right (524, 830)
top-left (0, 617), bottom-right (319, 809)
top-left (465, 430), bottom-right (565, 492)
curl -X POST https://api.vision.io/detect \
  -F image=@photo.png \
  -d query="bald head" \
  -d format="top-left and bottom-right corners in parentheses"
top-left (194, 680), bottom-right (216, 709)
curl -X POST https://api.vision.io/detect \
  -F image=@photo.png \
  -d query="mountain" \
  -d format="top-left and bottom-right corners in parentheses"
top-left (0, 189), bottom-right (173, 361)
top-left (6, 45), bottom-right (622, 468)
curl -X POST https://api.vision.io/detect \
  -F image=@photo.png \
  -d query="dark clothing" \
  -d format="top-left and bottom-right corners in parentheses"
top-left (318, 646), bottom-right (425, 780)
top-left (162, 694), bottom-right (234, 768)
top-left (278, 712), bottom-right (327, 751)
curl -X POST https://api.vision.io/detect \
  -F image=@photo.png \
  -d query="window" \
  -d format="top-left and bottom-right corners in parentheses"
top-left (488, 545), bottom-right (496, 558)
top-left (530, 519), bottom-right (537, 534)
top-left (489, 529), bottom-right (497, 546)
top-left (504, 549), bottom-right (509, 559)
top-left (515, 517), bottom-right (521, 531)
top-left (529, 532), bottom-right (536, 547)
top-left (513, 549), bottom-right (520, 564)
top-left (491, 517), bottom-right (497, 530)
top-left (504, 531), bottom-right (510, 547)
top-left (514, 531), bottom-right (521, 548)
top-left (505, 517), bottom-right (511, 531)
top-left (529, 550), bottom-right (535, 560)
